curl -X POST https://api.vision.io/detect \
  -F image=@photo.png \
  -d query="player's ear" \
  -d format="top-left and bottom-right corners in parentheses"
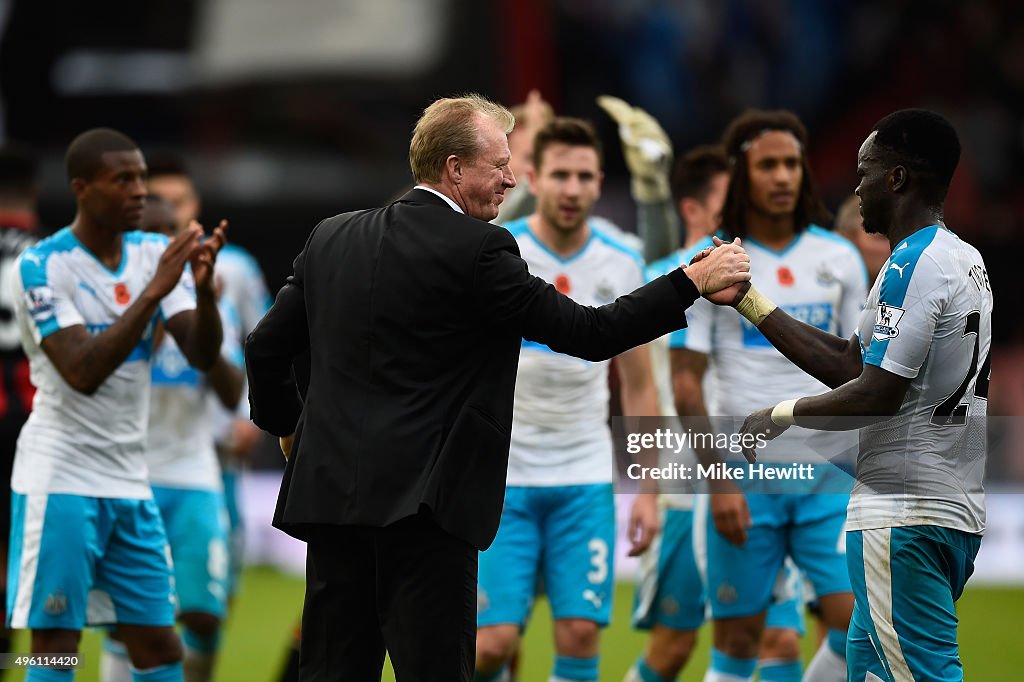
top-left (70, 177), bottom-right (87, 199)
top-left (526, 165), bottom-right (540, 196)
top-left (889, 165), bottom-right (907, 193)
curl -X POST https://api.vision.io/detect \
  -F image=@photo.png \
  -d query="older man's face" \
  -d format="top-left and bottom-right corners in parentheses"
top-left (455, 115), bottom-right (517, 221)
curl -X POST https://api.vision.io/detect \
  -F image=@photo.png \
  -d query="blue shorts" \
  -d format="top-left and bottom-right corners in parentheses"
top-left (478, 484), bottom-right (615, 627)
top-left (634, 506), bottom-right (805, 633)
top-left (633, 508), bottom-right (704, 631)
top-left (698, 483), bottom-right (851, 620)
top-left (766, 558), bottom-right (806, 635)
top-left (6, 493), bottom-right (176, 629)
top-left (221, 469), bottom-right (244, 597)
top-left (847, 526), bottom-right (981, 682)
top-left (152, 486), bottom-right (230, 618)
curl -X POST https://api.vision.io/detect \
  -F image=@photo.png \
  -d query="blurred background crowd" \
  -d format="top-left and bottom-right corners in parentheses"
top-left (1, 0), bottom-right (1022, 477)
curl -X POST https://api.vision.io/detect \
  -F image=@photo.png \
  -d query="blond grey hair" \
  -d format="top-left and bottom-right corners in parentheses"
top-left (409, 94), bottom-right (515, 184)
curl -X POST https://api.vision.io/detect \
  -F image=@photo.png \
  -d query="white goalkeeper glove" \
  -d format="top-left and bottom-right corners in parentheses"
top-left (596, 95), bottom-right (673, 203)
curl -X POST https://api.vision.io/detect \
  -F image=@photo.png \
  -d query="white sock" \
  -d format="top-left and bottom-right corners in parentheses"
top-left (182, 649), bottom-right (216, 682)
top-left (100, 644), bottom-right (133, 682)
top-left (622, 667), bottom-right (642, 682)
top-left (703, 670), bottom-right (753, 682)
top-left (803, 639), bottom-right (847, 682)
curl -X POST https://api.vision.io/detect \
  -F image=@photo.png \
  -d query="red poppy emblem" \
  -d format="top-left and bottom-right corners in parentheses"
top-left (554, 274), bottom-right (571, 294)
top-left (777, 267), bottom-right (795, 287)
top-left (114, 283), bottom-right (131, 305)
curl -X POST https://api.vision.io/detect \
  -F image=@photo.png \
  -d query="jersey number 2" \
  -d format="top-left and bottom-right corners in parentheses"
top-left (930, 311), bottom-right (991, 426)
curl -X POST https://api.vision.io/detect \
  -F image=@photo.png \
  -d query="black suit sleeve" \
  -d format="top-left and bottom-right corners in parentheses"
top-left (245, 228), bottom-right (315, 437)
top-left (474, 227), bottom-right (699, 361)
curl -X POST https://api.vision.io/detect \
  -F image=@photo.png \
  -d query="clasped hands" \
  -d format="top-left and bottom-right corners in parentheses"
top-left (682, 236), bottom-right (751, 302)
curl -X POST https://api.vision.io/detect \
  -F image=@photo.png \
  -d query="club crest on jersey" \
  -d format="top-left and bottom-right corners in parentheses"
top-left (114, 282), bottom-right (131, 305)
top-left (594, 280), bottom-right (616, 304)
top-left (24, 286), bottom-right (55, 322)
top-left (816, 265), bottom-right (838, 287)
top-left (873, 302), bottom-right (905, 342)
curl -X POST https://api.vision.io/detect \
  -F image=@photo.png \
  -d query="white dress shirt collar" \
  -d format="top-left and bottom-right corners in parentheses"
top-left (413, 185), bottom-right (464, 214)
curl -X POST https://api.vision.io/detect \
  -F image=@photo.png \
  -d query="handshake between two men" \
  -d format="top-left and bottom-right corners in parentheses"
top-left (680, 236), bottom-right (752, 304)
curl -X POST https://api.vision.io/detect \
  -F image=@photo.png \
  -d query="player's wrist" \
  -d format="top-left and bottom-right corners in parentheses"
top-left (735, 285), bottom-right (777, 325)
top-left (194, 281), bottom-right (217, 300)
top-left (137, 286), bottom-right (166, 308)
top-left (770, 399), bottom-right (799, 427)
top-left (681, 262), bottom-right (708, 295)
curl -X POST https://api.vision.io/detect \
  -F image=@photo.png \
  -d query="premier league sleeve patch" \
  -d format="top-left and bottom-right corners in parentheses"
top-left (872, 302), bottom-right (905, 342)
top-left (24, 286), bottom-right (56, 323)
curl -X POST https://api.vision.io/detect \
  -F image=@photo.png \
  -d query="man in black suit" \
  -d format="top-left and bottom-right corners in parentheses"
top-left (245, 94), bottom-right (750, 682)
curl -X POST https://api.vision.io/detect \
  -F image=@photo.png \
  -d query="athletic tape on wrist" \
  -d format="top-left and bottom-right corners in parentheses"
top-left (735, 286), bottom-right (777, 326)
top-left (771, 399), bottom-right (798, 427)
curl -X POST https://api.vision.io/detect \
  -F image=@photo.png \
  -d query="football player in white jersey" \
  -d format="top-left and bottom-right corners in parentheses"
top-left (679, 111), bottom-right (866, 682)
top-left (474, 118), bottom-right (660, 682)
top-left (736, 109), bottom-right (989, 682)
top-left (498, 93), bottom-right (679, 265)
top-left (7, 128), bottom-right (225, 682)
top-left (100, 196), bottom-right (244, 682)
top-left (145, 153), bottom-right (271, 607)
top-left (626, 145), bottom-right (811, 682)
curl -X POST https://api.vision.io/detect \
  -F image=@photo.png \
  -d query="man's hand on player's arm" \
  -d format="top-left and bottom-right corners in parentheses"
top-left (166, 220), bottom-right (226, 371)
top-left (739, 365), bottom-right (912, 462)
top-left (40, 225), bottom-right (201, 394)
top-left (671, 348), bottom-right (752, 547)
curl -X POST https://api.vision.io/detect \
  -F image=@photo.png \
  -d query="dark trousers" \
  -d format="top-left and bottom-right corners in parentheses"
top-left (299, 513), bottom-right (478, 681)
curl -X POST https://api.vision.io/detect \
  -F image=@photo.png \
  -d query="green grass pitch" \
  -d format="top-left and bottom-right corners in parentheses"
top-left (6, 567), bottom-right (1023, 680)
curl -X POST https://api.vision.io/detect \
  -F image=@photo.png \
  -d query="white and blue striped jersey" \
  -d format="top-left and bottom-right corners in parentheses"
top-left (145, 296), bottom-right (244, 490)
top-left (11, 227), bottom-right (196, 498)
top-left (849, 225), bottom-right (991, 534)
top-left (504, 217), bottom-right (645, 486)
top-left (676, 226), bottom-right (868, 462)
top-left (645, 238), bottom-right (713, 510)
